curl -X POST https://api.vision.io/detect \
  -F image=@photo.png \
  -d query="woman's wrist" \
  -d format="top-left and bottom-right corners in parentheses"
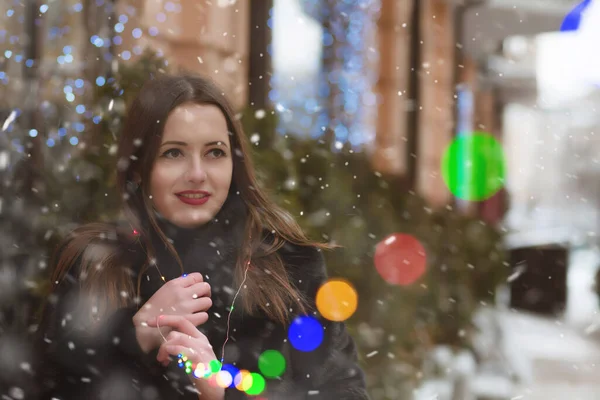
top-left (133, 315), bottom-right (159, 353)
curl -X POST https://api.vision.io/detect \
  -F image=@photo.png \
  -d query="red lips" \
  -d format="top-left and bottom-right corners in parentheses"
top-left (175, 190), bottom-right (210, 196)
top-left (175, 190), bottom-right (211, 206)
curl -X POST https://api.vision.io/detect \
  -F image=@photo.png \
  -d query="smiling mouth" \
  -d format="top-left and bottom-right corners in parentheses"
top-left (177, 193), bottom-right (209, 199)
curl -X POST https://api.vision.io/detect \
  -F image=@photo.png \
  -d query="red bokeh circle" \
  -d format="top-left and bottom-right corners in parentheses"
top-left (374, 233), bottom-right (427, 286)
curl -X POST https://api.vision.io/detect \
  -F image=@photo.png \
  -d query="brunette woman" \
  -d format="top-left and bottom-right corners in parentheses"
top-left (35, 74), bottom-right (369, 400)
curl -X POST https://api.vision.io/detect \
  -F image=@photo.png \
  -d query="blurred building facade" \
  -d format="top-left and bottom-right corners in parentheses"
top-left (0, 0), bottom-right (490, 211)
top-left (373, 0), bottom-right (600, 319)
top-left (0, 0), bottom-right (252, 109)
top-left (115, 0), bottom-right (251, 109)
top-left (0, 0), bottom-right (576, 217)
top-left (374, 0), bottom-right (505, 214)
top-left (454, 0), bottom-right (600, 320)
top-left (3, 0), bottom-right (596, 319)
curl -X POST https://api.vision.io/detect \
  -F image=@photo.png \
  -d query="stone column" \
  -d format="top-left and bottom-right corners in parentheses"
top-left (183, 0), bottom-right (250, 109)
top-left (130, 0), bottom-right (250, 110)
top-left (415, 0), bottom-right (455, 207)
top-left (247, 0), bottom-right (272, 109)
top-left (476, 86), bottom-right (507, 224)
top-left (371, 0), bottom-right (413, 176)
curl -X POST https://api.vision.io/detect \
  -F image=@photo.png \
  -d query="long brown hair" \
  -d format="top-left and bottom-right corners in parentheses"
top-left (48, 74), bottom-right (333, 326)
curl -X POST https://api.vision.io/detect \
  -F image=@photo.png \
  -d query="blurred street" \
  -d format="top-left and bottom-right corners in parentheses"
top-left (3, 0), bottom-right (600, 399)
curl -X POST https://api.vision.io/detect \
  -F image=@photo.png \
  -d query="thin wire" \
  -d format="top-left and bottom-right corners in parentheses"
top-left (220, 261), bottom-right (250, 363)
top-left (155, 260), bottom-right (251, 362)
top-left (156, 316), bottom-right (168, 343)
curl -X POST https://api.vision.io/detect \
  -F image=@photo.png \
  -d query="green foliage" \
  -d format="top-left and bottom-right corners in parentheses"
top-left (38, 50), bottom-right (170, 231)
top-left (30, 51), bottom-right (171, 298)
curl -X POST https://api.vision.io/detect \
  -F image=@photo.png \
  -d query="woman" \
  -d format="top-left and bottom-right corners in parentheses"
top-left (36, 74), bottom-right (369, 400)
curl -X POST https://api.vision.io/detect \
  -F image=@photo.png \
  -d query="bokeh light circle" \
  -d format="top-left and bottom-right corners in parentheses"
top-left (220, 364), bottom-right (240, 388)
top-left (316, 279), bottom-right (358, 322)
top-left (258, 349), bottom-right (286, 378)
top-left (193, 362), bottom-right (211, 379)
top-left (234, 370), bottom-right (253, 392)
top-left (374, 233), bottom-right (427, 286)
top-left (245, 373), bottom-right (266, 396)
top-left (288, 315), bottom-right (324, 352)
top-left (215, 370), bottom-right (233, 388)
top-left (441, 132), bottom-right (505, 201)
top-left (208, 359), bottom-right (222, 374)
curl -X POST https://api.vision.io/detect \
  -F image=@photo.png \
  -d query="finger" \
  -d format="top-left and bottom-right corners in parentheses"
top-left (157, 347), bottom-right (181, 366)
top-left (161, 344), bottom-right (193, 361)
top-left (187, 312), bottom-right (209, 327)
top-left (146, 312), bottom-right (208, 327)
top-left (183, 297), bottom-right (212, 313)
top-left (156, 344), bottom-right (174, 366)
top-left (157, 337), bottom-right (196, 364)
top-left (185, 282), bottom-right (211, 298)
top-left (176, 272), bottom-right (204, 287)
top-left (147, 315), bottom-right (202, 338)
top-left (165, 330), bottom-right (184, 341)
top-left (157, 338), bottom-right (210, 367)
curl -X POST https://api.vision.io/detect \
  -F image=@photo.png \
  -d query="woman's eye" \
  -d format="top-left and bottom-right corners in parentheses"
top-left (162, 148), bottom-right (182, 159)
top-left (207, 148), bottom-right (226, 158)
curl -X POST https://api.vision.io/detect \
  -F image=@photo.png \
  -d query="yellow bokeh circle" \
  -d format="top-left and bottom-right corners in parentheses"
top-left (316, 279), bottom-right (358, 322)
top-left (193, 363), bottom-right (211, 379)
top-left (234, 370), bottom-right (253, 392)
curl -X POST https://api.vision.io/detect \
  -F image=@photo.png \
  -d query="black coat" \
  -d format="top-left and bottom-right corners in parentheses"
top-left (35, 195), bottom-right (369, 400)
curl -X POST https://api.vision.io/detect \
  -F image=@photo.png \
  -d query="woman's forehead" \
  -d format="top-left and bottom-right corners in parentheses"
top-left (162, 103), bottom-right (229, 142)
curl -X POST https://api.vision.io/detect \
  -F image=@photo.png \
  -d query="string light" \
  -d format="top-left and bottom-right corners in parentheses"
top-left (220, 260), bottom-right (250, 363)
top-left (137, 225), bottom-right (266, 394)
top-left (270, 0), bottom-right (380, 148)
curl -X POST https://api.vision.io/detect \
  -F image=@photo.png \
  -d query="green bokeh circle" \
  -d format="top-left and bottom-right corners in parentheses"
top-left (209, 359), bottom-right (222, 374)
top-left (258, 349), bottom-right (286, 378)
top-left (245, 373), bottom-right (266, 396)
top-left (441, 132), bottom-right (506, 201)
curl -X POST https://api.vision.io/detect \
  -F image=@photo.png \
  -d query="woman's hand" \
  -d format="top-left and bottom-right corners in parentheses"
top-left (149, 315), bottom-right (225, 400)
top-left (133, 272), bottom-right (212, 353)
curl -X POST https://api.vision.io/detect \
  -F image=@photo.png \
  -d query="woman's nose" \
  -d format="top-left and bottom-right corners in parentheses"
top-left (185, 159), bottom-right (207, 182)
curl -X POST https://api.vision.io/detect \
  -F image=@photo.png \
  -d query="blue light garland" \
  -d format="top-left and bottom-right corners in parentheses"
top-left (271, 0), bottom-right (380, 149)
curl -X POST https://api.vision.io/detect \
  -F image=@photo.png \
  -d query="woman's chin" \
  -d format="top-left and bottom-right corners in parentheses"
top-left (169, 211), bottom-right (213, 229)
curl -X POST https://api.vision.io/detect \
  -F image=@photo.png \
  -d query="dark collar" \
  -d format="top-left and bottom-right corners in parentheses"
top-left (151, 190), bottom-right (247, 255)
top-left (140, 192), bottom-right (249, 303)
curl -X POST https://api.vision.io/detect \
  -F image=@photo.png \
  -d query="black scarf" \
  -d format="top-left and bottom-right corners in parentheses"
top-left (139, 191), bottom-right (251, 358)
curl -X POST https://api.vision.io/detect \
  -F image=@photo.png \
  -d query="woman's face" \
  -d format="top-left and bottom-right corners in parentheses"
top-left (149, 103), bottom-right (234, 229)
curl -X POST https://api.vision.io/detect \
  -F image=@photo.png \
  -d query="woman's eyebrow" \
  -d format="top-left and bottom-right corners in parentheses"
top-left (206, 140), bottom-right (229, 148)
top-left (159, 140), bottom-right (229, 148)
top-left (160, 140), bottom-right (187, 148)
